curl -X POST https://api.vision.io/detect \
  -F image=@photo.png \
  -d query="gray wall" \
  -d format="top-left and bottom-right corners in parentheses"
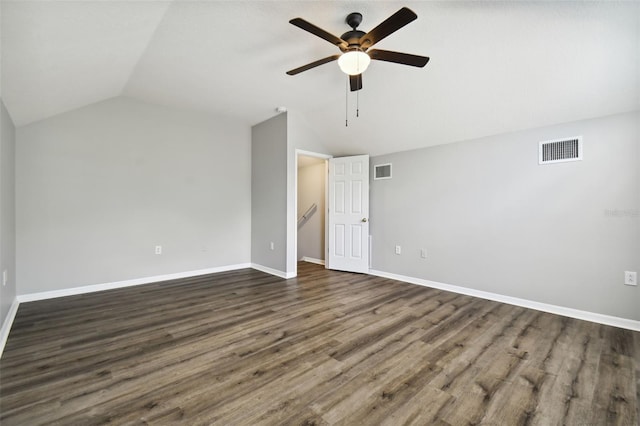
top-left (297, 160), bottom-right (325, 261)
top-left (370, 111), bottom-right (640, 320)
top-left (251, 113), bottom-right (288, 273)
top-left (0, 99), bottom-right (16, 324)
top-left (16, 97), bottom-right (251, 294)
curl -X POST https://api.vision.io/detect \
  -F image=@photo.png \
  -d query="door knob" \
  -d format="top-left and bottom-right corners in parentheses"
top-left (362, 218), bottom-right (368, 223)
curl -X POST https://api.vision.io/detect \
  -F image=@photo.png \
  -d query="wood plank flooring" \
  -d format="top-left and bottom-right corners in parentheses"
top-left (1, 262), bottom-right (638, 425)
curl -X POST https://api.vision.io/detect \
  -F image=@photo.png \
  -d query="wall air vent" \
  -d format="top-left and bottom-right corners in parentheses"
top-left (539, 136), bottom-right (582, 164)
top-left (374, 163), bottom-right (392, 180)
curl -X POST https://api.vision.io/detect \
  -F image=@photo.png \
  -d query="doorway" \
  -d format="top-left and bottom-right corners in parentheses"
top-left (296, 152), bottom-right (329, 268)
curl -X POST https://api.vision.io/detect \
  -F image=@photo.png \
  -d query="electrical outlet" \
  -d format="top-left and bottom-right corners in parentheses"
top-left (624, 271), bottom-right (637, 286)
top-left (270, 242), bottom-right (275, 251)
top-left (155, 245), bottom-right (162, 255)
top-left (420, 248), bottom-right (427, 259)
top-left (395, 245), bottom-right (401, 255)
top-left (2, 270), bottom-right (7, 286)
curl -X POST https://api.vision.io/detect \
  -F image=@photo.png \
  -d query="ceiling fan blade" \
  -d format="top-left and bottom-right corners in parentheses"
top-left (290, 18), bottom-right (348, 51)
top-left (368, 49), bottom-right (430, 67)
top-left (350, 74), bottom-right (363, 92)
top-left (359, 7), bottom-right (417, 50)
top-left (286, 55), bottom-right (341, 75)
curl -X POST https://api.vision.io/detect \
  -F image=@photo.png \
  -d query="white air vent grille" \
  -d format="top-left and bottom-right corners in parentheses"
top-left (539, 136), bottom-right (582, 164)
top-left (374, 163), bottom-right (392, 180)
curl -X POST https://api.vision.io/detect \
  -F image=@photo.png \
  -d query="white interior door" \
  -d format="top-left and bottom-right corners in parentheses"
top-left (328, 155), bottom-right (369, 273)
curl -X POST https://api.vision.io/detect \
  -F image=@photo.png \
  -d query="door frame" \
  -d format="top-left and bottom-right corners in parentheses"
top-left (294, 149), bottom-right (333, 277)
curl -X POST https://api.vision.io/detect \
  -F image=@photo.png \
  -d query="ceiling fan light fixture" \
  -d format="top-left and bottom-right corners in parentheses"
top-left (338, 50), bottom-right (370, 75)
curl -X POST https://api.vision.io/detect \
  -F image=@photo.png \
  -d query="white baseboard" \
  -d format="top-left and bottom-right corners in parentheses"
top-left (9, 263), bottom-right (635, 359)
top-left (0, 298), bottom-right (20, 359)
top-left (17, 263), bottom-right (252, 303)
top-left (301, 257), bottom-right (325, 266)
top-left (369, 269), bottom-right (640, 332)
top-left (251, 263), bottom-right (296, 279)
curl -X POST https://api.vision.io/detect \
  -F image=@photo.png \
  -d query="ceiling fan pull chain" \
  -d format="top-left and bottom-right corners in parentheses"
top-left (356, 90), bottom-right (360, 118)
top-left (345, 76), bottom-right (349, 127)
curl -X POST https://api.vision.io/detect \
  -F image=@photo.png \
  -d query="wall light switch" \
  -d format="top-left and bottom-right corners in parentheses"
top-left (2, 270), bottom-right (7, 286)
top-left (395, 245), bottom-right (401, 255)
top-left (420, 248), bottom-right (427, 259)
top-left (155, 245), bottom-right (162, 255)
top-left (270, 242), bottom-right (275, 251)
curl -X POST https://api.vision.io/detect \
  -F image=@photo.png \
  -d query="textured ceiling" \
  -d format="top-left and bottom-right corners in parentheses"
top-left (2, 1), bottom-right (639, 156)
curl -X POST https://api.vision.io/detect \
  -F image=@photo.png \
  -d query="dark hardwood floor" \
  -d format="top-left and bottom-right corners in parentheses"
top-left (1, 262), bottom-right (638, 425)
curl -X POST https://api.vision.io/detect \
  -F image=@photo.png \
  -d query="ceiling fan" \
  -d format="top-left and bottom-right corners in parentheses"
top-left (286, 7), bottom-right (430, 92)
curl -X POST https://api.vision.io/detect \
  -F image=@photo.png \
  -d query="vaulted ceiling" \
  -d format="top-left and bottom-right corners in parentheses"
top-left (1, 1), bottom-right (638, 156)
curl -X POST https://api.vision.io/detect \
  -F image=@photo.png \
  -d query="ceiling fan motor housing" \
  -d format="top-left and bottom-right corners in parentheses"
top-left (341, 30), bottom-right (366, 49)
